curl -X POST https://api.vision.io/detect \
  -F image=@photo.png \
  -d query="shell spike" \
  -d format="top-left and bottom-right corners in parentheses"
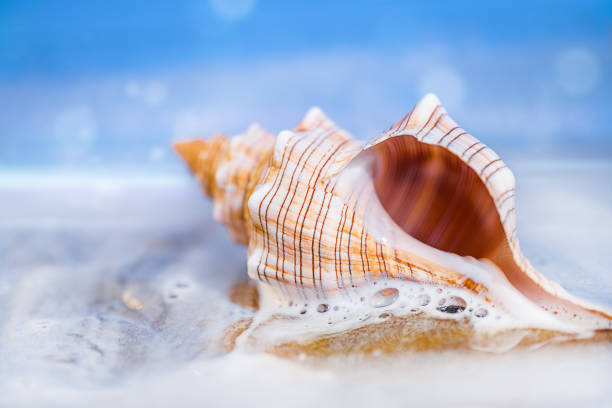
top-left (245, 122), bottom-right (265, 134)
top-left (174, 126), bottom-right (275, 244)
top-left (295, 106), bottom-right (336, 132)
top-left (419, 92), bottom-right (442, 107)
top-left (174, 135), bottom-right (229, 197)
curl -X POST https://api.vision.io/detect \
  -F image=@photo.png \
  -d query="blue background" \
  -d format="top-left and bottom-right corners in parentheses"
top-left (1, 0), bottom-right (611, 174)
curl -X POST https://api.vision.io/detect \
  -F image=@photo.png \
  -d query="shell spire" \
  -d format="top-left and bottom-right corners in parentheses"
top-left (175, 95), bottom-right (611, 331)
top-left (174, 124), bottom-right (275, 244)
top-left (174, 135), bottom-right (227, 197)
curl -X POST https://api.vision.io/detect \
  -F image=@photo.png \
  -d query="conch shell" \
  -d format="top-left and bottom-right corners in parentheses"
top-left (175, 94), bottom-right (611, 333)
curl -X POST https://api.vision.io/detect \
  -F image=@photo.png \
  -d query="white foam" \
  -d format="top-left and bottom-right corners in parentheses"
top-left (242, 278), bottom-right (556, 348)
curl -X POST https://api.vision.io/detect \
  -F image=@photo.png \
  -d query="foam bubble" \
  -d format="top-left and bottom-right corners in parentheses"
top-left (370, 287), bottom-right (399, 308)
top-left (474, 308), bottom-right (489, 318)
top-left (437, 296), bottom-right (467, 314)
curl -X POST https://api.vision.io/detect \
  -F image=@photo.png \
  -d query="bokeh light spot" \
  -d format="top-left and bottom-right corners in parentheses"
top-left (53, 106), bottom-right (97, 144)
top-left (52, 106), bottom-right (98, 162)
top-left (125, 81), bottom-right (141, 98)
top-left (143, 81), bottom-right (167, 106)
top-left (556, 48), bottom-right (601, 96)
top-left (209, 0), bottom-right (256, 22)
top-left (149, 146), bottom-right (166, 162)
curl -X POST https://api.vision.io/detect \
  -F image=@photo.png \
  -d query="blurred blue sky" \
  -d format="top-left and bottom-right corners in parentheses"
top-left (1, 0), bottom-right (611, 173)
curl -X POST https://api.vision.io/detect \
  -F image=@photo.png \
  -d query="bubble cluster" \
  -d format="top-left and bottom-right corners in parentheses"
top-left (269, 279), bottom-right (503, 335)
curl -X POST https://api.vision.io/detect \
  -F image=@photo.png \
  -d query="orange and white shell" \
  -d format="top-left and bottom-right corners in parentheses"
top-left (175, 94), bottom-right (611, 329)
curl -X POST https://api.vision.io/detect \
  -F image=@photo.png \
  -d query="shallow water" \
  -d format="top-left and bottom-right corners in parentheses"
top-left (0, 158), bottom-right (611, 407)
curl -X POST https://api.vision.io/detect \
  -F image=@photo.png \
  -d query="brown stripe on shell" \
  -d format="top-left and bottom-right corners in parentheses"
top-left (299, 140), bottom-right (350, 288)
top-left (258, 132), bottom-right (301, 284)
top-left (276, 128), bottom-right (332, 285)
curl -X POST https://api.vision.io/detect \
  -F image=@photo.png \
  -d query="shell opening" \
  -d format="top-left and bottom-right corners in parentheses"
top-left (368, 134), bottom-right (506, 260)
top-left (358, 133), bottom-right (610, 322)
top-left (363, 135), bottom-right (547, 304)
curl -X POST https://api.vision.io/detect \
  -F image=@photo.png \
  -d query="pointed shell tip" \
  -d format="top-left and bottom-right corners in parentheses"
top-left (296, 106), bottom-right (334, 132)
top-left (419, 93), bottom-right (442, 106)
